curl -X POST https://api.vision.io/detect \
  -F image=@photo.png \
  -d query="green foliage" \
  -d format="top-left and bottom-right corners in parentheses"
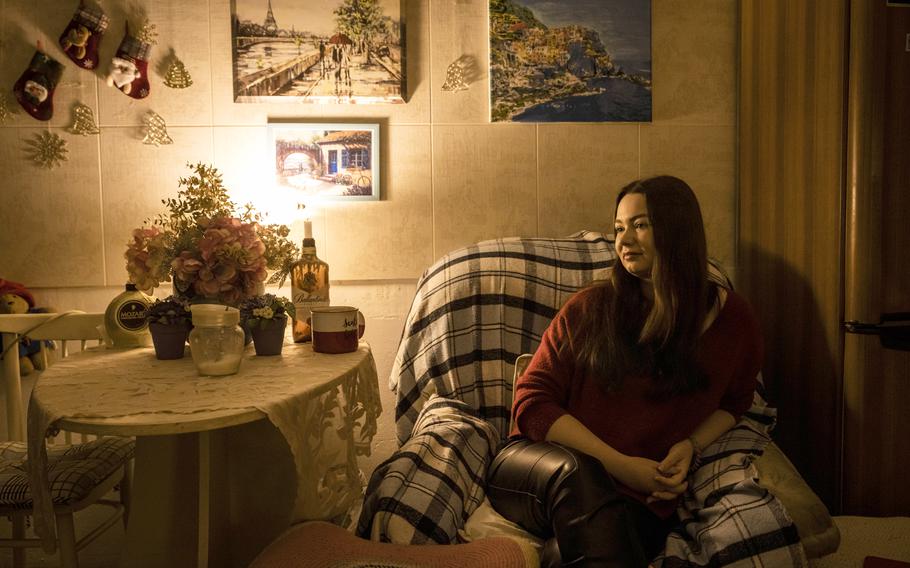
top-left (141, 162), bottom-right (299, 289)
top-left (334, 0), bottom-right (388, 46)
top-left (239, 294), bottom-right (296, 330)
top-left (146, 295), bottom-right (192, 326)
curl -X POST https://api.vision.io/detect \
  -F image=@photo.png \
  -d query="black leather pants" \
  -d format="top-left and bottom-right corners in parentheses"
top-left (487, 439), bottom-right (674, 568)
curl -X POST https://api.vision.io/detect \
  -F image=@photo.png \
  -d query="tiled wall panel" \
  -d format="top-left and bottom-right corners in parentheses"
top-left (0, 0), bottom-right (739, 475)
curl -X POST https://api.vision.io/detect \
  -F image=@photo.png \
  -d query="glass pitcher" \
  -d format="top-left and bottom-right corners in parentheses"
top-left (188, 304), bottom-right (245, 376)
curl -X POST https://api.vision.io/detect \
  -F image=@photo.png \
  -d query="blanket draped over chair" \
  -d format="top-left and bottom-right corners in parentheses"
top-left (359, 232), bottom-right (807, 567)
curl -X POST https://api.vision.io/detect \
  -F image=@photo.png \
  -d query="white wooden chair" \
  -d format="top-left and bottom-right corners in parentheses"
top-left (0, 312), bottom-right (134, 568)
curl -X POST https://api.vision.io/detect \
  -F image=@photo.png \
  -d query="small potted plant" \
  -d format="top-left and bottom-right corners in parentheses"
top-left (239, 294), bottom-right (295, 356)
top-left (146, 295), bottom-right (192, 359)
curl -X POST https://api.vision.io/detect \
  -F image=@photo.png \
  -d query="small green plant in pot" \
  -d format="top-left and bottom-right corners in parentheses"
top-left (146, 295), bottom-right (192, 359)
top-left (239, 294), bottom-right (295, 356)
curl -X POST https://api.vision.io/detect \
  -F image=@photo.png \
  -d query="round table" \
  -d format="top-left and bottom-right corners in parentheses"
top-left (28, 341), bottom-right (381, 568)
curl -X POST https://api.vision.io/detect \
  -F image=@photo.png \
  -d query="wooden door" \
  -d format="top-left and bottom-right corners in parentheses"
top-left (842, 0), bottom-right (910, 515)
top-left (738, 0), bottom-right (848, 512)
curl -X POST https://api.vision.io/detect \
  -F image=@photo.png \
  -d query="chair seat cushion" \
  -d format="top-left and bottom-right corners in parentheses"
top-left (251, 521), bottom-right (537, 568)
top-left (0, 436), bottom-right (134, 510)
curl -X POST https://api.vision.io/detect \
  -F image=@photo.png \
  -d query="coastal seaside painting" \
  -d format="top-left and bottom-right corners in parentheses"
top-left (269, 123), bottom-right (380, 202)
top-left (490, 0), bottom-right (651, 122)
top-left (231, 0), bottom-right (405, 104)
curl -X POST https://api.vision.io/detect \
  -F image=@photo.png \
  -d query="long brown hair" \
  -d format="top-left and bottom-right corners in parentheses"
top-left (573, 176), bottom-right (717, 398)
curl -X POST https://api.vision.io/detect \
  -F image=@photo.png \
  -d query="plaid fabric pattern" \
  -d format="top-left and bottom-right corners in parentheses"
top-left (656, 393), bottom-right (808, 566)
top-left (371, 232), bottom-right (808, 565)
top-left (356, 395), bottom-right (501, 544)
top-left (0, 437), bottom-right (133, 510)
top-left (75, 3), bottom-right (109, 32)
top-left (119, 35), bottom-right (151, 61)
top-left (391, 231), bottom-right (616, 445)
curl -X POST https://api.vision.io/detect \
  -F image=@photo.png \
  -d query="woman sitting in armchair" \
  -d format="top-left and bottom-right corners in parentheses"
top-left (487, 175), bottom-right (764, 567)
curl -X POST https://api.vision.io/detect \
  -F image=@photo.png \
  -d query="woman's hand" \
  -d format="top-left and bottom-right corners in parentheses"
top-left (610, 456), bottom-right (665, 495)
top-left (646, 439), bottom-right (694, 502)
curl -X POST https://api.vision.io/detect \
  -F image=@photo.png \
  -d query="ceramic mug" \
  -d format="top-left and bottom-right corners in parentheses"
top-left (310, 306), bottom-right (365, 354)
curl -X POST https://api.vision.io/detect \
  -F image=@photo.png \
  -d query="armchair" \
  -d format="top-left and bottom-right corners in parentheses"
top-left (359, 231), bottom-right (839, 564)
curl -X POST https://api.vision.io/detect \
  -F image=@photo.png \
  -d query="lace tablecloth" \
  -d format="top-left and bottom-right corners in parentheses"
top-left (27, 342), bottom-right (381, 553)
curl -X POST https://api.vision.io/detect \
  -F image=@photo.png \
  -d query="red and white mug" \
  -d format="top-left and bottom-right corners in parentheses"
top-left (310, 306), bottom-right (365, 354)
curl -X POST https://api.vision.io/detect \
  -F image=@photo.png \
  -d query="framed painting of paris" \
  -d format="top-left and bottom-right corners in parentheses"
top-left (231, 0), bottom-right (405, 104)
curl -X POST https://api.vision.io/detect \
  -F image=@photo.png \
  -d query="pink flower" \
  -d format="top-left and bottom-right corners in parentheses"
top-left (125, 226), bottom-right (169, 290)
top-left (171, 251), bottom-right (204, 282)
top-left (126, 214), bottom-right (270, 304)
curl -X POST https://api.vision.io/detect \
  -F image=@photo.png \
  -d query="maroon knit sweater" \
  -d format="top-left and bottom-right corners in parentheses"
top-left (510, 284), bottom-right (763, 517)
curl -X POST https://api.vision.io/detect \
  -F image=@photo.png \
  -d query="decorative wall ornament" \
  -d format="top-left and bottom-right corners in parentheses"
top-left (13, 48), bottom-right (65, 121)
top-left (68, 102), bottom-right (100, 135)
top-left (489, 0), bottom-right (652, 122)
top-left (136, 20), bottom-right (158, 46)
top-left (106, 20), bottom-right (155, 99)
top-left (163, 55), bottom-right (193, 88)
top-left (442, 57), bottom-right (470, 92)
top-left (0, 92), bottom-right (18, 124)
top-left (142, 111), bottom-right (172, 146)
top-left (230, 0), bottom-right (405, 104)
top-left (25, 131), bottom-right (68, 169)
top-left (58, 0), bottom-right (110, 70)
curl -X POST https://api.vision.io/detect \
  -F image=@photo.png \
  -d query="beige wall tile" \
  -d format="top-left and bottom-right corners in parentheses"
top-left (639, 124), bottom-right (736, 268)
top-left (96, 2), bottom-right (214, 126)
top-left (209, 0), bottom-right (430, 125)
top-left (325, 125), bottom-right (433, 280)
top-left (0, 0), bottom-right (100, 129)
top-left (211, 126), bottom-right (290, 222)
top-left (100, 127), bottom-right (214, 286)
top-left (430, 0), bottom-right (490, 124)
top-left (652, 0), bottom-right (736, 125)
top-left (0, 127), bottom-right (105, 286)
top-left (537, 124), bottom-right (640, 237)
top-left (432, 124), bottom-right (537, 258)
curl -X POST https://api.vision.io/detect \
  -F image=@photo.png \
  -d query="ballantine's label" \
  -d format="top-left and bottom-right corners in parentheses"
top-left (117, 301), bottom-right (148, 330)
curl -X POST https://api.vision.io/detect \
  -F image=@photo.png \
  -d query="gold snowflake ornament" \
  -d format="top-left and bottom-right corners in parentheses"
top-left (136, 20), bottom-right (158, 45)
top-left (25, 132), bottom-right (68, 169)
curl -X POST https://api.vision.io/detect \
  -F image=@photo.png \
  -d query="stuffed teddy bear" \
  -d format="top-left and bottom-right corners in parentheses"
top-left (60, 24), bottom-right (92, 62)
top-left (0, 279), bottom-right (52, 376)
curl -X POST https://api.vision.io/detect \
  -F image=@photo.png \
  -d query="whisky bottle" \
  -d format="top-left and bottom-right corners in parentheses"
top-left (290, 237), bottom-right (329, 342)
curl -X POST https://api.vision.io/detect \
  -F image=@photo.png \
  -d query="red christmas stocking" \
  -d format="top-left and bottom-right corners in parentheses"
top-left (13, 49), bottom-right (65, 121)
top-left (106, 23), bottom-right (151, 99)
top-left (58, 1), bottom-right (110, 70)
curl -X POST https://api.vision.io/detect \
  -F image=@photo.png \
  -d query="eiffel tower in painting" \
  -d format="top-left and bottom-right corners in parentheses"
top-left (264, 0), bottom-right (278, 35)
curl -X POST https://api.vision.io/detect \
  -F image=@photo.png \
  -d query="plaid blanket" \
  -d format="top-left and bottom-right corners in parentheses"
top-left (356, 395), bottom-right (500, 543)
top-left (655, 391), bottom-right (807, 566)
top-left (390, 231), bottom-right (615, 445)
top-left (371, 232), bottom-right (806, 565)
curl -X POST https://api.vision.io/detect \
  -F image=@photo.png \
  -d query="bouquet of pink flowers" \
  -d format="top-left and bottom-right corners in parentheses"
top-left (125, 163), bottom-right (298, 305)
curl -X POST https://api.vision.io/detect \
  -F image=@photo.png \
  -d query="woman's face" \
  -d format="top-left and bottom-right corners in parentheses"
top-left (614, 193), bottom-right (655, 279)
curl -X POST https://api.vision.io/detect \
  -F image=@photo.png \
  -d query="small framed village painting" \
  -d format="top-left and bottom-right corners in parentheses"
top-left (490, 0), bottom-right (652, 122)
top-left (268, 123), bottom-right (380, 202)
top-left (231, 0), bottom-right (405, 104)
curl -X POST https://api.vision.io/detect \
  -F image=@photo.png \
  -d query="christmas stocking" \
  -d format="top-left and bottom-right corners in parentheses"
top-left (13, 50), bottom-right (65, 121)
top-left (106, 23), bottom-right (152, 99)
top-left (58, 1), bottom-right (109, 70)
